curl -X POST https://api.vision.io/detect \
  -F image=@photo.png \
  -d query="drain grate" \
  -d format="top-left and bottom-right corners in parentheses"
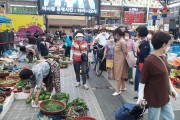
top-left (92, 86), bottom-right (113, 90)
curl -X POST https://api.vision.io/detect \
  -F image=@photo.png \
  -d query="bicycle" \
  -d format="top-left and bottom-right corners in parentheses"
top-left (92, 43), bottom-right (104, 76)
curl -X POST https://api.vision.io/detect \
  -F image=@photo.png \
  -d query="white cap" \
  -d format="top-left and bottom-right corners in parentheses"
top-left (75, 33), bottom-right (84, 37)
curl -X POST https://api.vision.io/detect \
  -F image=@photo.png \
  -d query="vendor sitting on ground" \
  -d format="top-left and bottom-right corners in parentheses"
top-left (18, 46), bottom-right (36, 63)
top-left (19, 59), bottom-right (61, 105)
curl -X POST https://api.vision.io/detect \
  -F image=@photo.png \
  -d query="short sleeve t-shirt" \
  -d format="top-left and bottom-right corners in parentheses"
top-left (140, 54), bottom-right (170, 107)
top-left (95, 33), bottom-right (109, 47)
top-left (31, 62), bottom-right (50, 89)
top-left (105, 43), bottom-right (115, 60)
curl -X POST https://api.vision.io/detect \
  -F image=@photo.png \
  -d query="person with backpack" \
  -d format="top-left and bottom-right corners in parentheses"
top-left (61, 32), bottom-right (73, 57)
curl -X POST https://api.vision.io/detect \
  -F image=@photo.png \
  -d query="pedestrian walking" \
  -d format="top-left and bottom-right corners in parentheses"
top-left (70, 31), bottom-right (89, 90)
top-left (137, 31), bottom-right (178, 120)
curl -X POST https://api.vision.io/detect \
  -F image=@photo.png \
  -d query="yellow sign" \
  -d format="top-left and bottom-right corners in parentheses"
top-left (0, 14), bottom-right (44, 35)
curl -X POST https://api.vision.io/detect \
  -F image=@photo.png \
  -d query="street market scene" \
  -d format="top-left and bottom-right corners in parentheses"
top-left (0, 0), bottom-right (180, 120)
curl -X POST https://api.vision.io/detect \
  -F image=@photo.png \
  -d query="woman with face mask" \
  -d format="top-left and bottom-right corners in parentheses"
top-left (134, 26), bottom-right (150, 99)
top-left (124, 31), bottom-right (136, 85)
top-left (102, 35), bottom-right (115, 80)
top-left (112, 28), bottom-right (128, 96)
top-left (137, 31), bottom-right (178, 120)
top-left (70, 31), bottom-right (89, 90)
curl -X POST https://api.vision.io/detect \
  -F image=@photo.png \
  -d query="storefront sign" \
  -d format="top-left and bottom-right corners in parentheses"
top-left (101, 0), bottom-right (162, 8)
top-left (101, 11), bottom-right (120, 18)
top-left (10, 6), bottom-right (37, 14)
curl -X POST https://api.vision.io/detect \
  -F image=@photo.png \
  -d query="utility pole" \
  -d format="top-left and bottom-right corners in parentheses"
top-left (5, 0), bottom-right (8, 14)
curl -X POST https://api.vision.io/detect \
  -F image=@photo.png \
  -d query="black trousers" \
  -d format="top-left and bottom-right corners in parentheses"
top-left (65, 46), bottom-right (71, 57)
top-left (73, 61), bottom-right (87, 85)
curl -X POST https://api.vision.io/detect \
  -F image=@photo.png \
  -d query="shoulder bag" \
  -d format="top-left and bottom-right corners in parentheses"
top-left (78, 42), bottom-right (88, 62)
top-left (153, 54), bottom-right (173, 95)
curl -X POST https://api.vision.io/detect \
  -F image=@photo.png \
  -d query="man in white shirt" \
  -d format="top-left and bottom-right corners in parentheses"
top-left (92, 27), bottom-right (110, 47)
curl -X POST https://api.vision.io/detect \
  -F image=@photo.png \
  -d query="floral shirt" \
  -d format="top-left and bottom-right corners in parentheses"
top-left (30, 62), bottom-right (50, 89)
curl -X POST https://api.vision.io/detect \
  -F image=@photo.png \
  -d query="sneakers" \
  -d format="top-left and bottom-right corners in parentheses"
top-left (75, 82), bottom-right (81, 87)
top-left (75, 82), bottom-right (89, 90)
top-left (82, 84), bottom-right (89, 90)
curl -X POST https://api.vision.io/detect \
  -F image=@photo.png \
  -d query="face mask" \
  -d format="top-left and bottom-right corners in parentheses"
top-left (110, 38), bottom-right (114, 42)
top-left (147, 34), bottom-right (152, 40)
top-left (165, 46), bottom-right (170, 53)
top-left (125, 37), bottom-right (129, 40)
top-left (76, 37), bottom-right (83, 41)
top-left (102, 32), bottom-right (106, 35)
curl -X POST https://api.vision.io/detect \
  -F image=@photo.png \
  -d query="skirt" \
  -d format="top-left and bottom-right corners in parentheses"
top-left (43, 59), bottom-right (61, 93)
top-left (106, 60), bottom-right (113, 68)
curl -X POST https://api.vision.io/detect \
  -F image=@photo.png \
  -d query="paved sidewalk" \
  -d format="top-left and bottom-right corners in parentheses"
top-left (2, 65), bottom-right (105, 120)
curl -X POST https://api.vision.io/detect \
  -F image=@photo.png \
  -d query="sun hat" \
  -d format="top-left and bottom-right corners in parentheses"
top-left (75, 33), bottom-right (85, 37)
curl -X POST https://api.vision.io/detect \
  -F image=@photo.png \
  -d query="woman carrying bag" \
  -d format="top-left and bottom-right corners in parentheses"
top-left (137, 31), bottom-right (178, 120)
top-left (70, 31), bottom-right (89, 90)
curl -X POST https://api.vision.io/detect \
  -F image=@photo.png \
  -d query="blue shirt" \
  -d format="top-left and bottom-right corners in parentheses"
top-left (84, 34), bottom-right (93, 43)
top-left (63, 35), bottom-right (72, 47)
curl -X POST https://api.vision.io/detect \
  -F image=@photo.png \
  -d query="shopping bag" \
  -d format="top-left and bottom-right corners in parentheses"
top-left (126, 51), bottom-right (136, 68)
top-left (138, 63), bottom-right (144, 71)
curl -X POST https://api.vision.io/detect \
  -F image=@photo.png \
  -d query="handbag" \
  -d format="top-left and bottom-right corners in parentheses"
top-left (126, 51), bottom-right (136, 68)
top-left (78, 43), bottom-right (88, 62)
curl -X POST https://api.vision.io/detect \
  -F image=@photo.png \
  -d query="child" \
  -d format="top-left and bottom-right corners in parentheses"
top-left (102, 35), bottom-right (115, 80)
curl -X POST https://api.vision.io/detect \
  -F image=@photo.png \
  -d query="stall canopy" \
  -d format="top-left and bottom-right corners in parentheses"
top-left (0, 16), bottom-right (11, 23)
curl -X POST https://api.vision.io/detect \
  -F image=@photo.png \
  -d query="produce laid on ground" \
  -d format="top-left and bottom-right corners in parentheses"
top-left (0, 95), bottom-right (6, 103)
top-left (171, 57), bottom-right (180, 67)
top-left (60, 57), bottom-right (69, 68)
top-left (13, 79), bottom-right (30, 92)
top-left (38, 92), bottom-right (90, 120)
top-left (0, 71), bottom-right (10, 78)
top-left (0, 87), bottom-right (12, 96)
top-left (170, 68), bottom-right (180, 89)
top-left (0, 79), bottom-right (17, 87)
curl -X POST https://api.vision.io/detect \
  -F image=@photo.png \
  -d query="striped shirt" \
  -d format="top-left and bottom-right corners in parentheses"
top-left (71, 40), bottom-right (88, 62)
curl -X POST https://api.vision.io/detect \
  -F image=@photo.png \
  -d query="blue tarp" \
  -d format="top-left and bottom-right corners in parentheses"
top-left (0, 16), bottom-right (11, 23)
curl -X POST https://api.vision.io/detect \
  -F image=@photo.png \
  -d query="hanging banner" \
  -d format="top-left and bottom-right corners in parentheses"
top-left (101, 0), bottom-right (162, 8)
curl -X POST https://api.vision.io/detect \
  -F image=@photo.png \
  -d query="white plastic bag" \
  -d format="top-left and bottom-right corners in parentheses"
top-left (126, 51), bottom-right (136, 68)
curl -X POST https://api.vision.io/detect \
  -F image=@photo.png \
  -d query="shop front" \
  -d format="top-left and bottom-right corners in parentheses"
top-left (47, 15), bottom-right (87, 34)
top-left (100, 6), bottom-right (121, 25)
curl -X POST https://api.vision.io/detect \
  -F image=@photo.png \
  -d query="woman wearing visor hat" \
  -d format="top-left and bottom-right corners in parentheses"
top-left (70, 31), bottom-right (89, 90)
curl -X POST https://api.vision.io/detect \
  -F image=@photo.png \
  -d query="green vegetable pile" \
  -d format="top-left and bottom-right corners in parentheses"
top-left (52, 92), bottom-right (70, 104)
top-left (15, 79), bottom-right (28, 90)
top-left (32, 89), bottom-right (51, 101)
top-left (44, 101), bottom-right (64, 112)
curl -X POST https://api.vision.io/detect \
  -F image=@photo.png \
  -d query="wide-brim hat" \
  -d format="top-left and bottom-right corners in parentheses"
top-left (75, 33), bottom-right (85, 37)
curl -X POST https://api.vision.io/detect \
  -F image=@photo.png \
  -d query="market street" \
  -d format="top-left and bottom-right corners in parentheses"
top-left (2, 61), bottom-right (180, 120)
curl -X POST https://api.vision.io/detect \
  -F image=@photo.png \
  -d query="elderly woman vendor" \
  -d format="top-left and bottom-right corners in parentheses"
top-left (19, 59), bottom-right (60, 105)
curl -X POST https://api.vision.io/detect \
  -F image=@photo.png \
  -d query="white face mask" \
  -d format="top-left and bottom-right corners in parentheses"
top-left (147, 34), bottom-right (152, 40)
top-left (125, 37), bottom-right (129, 40)
top-left (102, 32), bottom-right (106, 35)
top-left (76, 37), bottom-right (83, 41)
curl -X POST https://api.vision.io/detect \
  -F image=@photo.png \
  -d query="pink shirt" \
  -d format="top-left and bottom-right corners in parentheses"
top-left (125, 39), bottom-right (136, 52)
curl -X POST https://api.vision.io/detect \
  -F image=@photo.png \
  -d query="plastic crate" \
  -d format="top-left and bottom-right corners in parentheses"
top-left (172, 46), bottom-right (180, 53)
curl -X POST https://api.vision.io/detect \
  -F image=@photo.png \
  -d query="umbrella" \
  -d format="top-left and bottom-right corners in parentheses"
top-left (0, 16), bottom-right (11, 23)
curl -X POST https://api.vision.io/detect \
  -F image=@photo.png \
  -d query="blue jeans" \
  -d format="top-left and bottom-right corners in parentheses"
top-left (134, 67), bottom-right (140, 91)
top-left (148, 101), bottom-right (174, 120)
